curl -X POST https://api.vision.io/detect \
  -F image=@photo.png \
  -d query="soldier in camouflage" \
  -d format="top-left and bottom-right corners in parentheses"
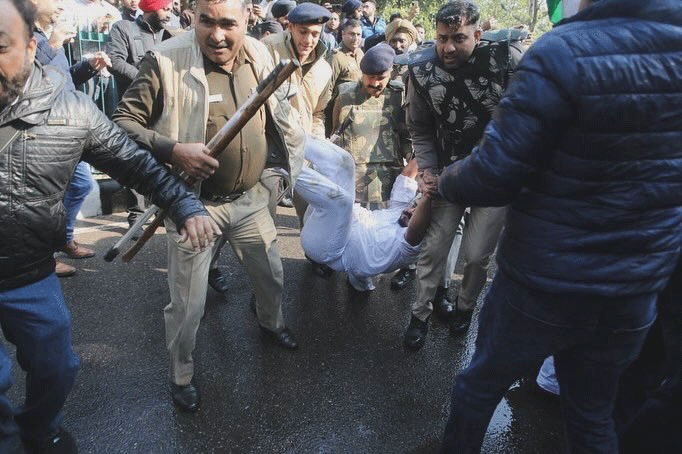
top-left (332, 43), bottom-right (412, 209)
top-left (403, 1), bottom-right (523, 351)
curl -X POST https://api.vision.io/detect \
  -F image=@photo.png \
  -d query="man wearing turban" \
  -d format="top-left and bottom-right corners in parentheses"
top-left (384, 18), bottom-right (416, 55)
top-left (107, 0), bottom-right (173, 97)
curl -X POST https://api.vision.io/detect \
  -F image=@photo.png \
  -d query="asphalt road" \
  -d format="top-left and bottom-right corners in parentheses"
top-left (7, 208), bottom-right (562, 453)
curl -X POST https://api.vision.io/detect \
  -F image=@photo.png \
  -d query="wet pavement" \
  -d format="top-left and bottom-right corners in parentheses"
top-left (7, 208), bottom-right (563, 453)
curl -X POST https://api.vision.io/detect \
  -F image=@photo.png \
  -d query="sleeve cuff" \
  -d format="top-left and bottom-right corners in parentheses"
top-left (153, 137), bottom-right (177, 164)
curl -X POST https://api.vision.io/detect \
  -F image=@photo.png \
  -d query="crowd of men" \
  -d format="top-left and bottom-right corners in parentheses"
top-left (0, 0), bottom-right (681, 452)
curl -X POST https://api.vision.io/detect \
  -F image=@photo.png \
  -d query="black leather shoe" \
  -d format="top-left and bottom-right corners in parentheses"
top-left (433, 286), bottom-right (455, 322)
top-left (260, 326), bottom-right (298, 350)
top-left (404, 315), bottom-right (429, 351)
top-left (305, 255), bottom-right (333, 278)
top-left (22, 427), bottom-right (77, 454)
top-left (390, 267), bottom-right (415, 290)
top-left (449, 308), bottom-right (473, 335)
top-left (171, 383), bottom-right (200, 412)
top-left (208, 268), bottom-right (230, 294)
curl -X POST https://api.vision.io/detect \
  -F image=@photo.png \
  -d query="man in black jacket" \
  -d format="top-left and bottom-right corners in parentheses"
top-left (0, 0), bottom-right (219, 452)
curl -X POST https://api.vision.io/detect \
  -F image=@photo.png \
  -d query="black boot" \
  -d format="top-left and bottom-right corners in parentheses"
top-left (449, 303), bottom-right (474, 335)
top-left (391, 267), bottom-right (415, 290)
top-left (433, 286), bottom-right (455, 322)
top-left (208, 268), bottom-right (230, 294)
top-left (404, 315), bottom-right (429, 351)
top-left (171, 382), bottom-right (200, 412)
top-left (22, 427), bottom-right (78, 454)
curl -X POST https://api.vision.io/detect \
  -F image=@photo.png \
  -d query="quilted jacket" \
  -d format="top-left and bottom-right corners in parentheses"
top-left (0, 63), bottom-right (207, 290)
top-left (439, 0), bottom-right (682, 296)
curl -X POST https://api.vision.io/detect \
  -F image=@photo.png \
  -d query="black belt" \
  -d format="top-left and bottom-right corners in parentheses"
top-left (202, 190), bottom-right (245, 204)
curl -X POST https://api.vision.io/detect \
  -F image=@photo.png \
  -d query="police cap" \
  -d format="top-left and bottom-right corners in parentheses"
top-left (360, 43), bottom-right (396, 75)
top-left (287, 3), bottom-right (331, 25)
top-left (271, 0), bottom-right (296, 19)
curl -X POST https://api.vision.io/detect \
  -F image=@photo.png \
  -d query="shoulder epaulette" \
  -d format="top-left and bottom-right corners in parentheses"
top-left (337, 80), bottom-right (358, 97)
top-left (403, 45), bottom-right (437, 68)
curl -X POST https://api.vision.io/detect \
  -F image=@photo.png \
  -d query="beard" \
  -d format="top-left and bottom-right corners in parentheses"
top-left (148, 11), bottom-right (170, 30)
top-left (0, 58), bottom-right (32, 112)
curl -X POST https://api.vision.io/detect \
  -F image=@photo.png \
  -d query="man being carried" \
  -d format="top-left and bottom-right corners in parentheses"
top-left (297, 137), bottom-right (429, 292)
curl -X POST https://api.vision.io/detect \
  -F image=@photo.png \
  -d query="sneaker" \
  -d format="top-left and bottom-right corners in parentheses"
top-left (22, 427), bottom-right (77, 454)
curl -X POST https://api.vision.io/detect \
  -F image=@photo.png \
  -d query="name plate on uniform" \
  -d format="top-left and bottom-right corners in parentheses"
top-left (208, 94), bottom-right (223, 103)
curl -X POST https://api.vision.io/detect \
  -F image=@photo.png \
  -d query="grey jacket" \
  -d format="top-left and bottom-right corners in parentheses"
top-left (106, 16), bottom-right (171, 96)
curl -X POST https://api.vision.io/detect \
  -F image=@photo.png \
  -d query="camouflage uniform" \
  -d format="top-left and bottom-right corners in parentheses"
top-left (332, 79), bottom-right (412, 208)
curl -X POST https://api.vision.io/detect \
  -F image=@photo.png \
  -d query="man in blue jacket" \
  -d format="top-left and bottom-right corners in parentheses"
top-left (436, 0), bottom-right (682, 452)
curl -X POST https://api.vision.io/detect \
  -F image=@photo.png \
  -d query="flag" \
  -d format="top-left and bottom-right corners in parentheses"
top-left (547, 0), bottom-right (563, 23)
top-left (547, 0), bottom-right (581, 24)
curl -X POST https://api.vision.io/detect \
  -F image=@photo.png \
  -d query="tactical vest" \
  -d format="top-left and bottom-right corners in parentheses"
top-left (408, 41), bottom-right (514, 169)
top-left (335, 81), bottom-right (406, 205)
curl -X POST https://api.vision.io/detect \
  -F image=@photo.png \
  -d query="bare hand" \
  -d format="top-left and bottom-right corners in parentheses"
top-left (252, 4), bottom-right (263, 18)
top-left (418, 170), bottom-right (439, 199)
top-left (179, 215), bottom-right (221, 251)
top-left (171, 143), bottom-right (219, 180)
top-left (49, 22), bottom-right (77, 49)
top-left (88, 51), bottom-right (111, 71)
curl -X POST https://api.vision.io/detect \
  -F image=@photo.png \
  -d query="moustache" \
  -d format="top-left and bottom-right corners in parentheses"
top-left (207, 41), bottom-right (231, 49)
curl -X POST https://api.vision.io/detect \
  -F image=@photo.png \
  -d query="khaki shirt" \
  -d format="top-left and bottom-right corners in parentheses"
top-left (113, 48), bottom-right (267, 196)
top-left (330, 45), bottom-right (364, 97)
top-left (262, 32), bottom-right (332, 137)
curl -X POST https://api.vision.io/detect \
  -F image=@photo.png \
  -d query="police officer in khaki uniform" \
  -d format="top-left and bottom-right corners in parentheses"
top-left (113, 0), bottom-right (306, 413)
top-left (329, 18), bottom-right (363, 97)
top-left (262, 3), bottom-right (333, 227)
top-left (332, 43), bottom-right (412, 209)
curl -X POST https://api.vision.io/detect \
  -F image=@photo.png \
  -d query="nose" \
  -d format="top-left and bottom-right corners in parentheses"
top-left (209, 27), bottom-right (224, 44)
top-left (443, 39), bottom-right (456, 54)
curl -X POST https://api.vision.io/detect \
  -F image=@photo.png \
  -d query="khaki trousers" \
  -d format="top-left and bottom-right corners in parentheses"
top-left (164, 182), bottom-right (284, 385)
top-left (412, 199), bottom-right (507, 321)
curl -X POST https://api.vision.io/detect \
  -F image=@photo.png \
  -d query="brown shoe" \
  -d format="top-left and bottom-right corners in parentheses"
top-left (55, 260), bottom-right (76, 277)
top-left (62, 241), bottom-right (95, 259)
